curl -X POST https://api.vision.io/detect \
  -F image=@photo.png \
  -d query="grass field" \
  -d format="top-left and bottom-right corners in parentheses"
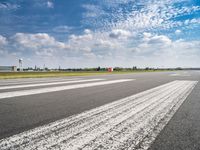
top-left (0, 70), bottom-right (172, 79)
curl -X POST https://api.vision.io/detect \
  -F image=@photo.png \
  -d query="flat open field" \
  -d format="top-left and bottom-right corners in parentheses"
top-left (0, 70), bottom-right (170, 79)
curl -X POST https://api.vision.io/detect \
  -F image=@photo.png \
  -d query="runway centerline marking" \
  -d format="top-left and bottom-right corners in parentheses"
top-left (0, 80), bottom-right (197, 150)
top-left (0, 79), bottom-right (134, 99)
top-left (0, 79), bottom-right (104, 90)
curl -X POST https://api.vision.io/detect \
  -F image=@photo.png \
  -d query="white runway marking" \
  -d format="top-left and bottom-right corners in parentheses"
top-left (169, 73), bottom-right (180, 76)
top-left (169, 72), bottom-right (190, 77)
top-left (0, 78), bottom-right (82, 86)
top-left (0, 79), bottom-right (134, 99)
top-left (0, 79), bottom-right (104, 90)
top-left (0, 80), bottom-right (197, 150)
top-left (170, 74), bottom-right (190, 77)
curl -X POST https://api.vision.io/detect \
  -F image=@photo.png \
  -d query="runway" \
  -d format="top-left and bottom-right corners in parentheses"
top-left (0, 71), bottom-right (200, 150)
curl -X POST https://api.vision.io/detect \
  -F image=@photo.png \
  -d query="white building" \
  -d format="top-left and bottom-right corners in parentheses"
top-left (0, 66), bottom-right (17, 72)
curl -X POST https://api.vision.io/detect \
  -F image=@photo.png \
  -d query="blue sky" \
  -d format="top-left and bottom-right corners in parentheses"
top-left (0, 0), bottom-right (200, 68)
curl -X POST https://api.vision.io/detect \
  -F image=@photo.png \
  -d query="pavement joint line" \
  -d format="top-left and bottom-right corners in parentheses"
top-left (0, 79), bottom-right (135, 99)
top-left (0, 79), bottom-right (105, 90)
top-left (0, 80), bottom-right (197, 150)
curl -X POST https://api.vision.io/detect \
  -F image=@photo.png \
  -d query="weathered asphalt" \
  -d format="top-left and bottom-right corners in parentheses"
top-left (149, 72), bottom-right (200, 150)
top-left (0, 71), bottom-right (199, 150)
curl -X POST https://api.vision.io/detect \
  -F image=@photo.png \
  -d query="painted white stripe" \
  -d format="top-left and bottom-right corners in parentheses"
top-left (169, 73), bottom-right (180, 76)
top-left (169, 74), bottom-right (190, 77)
top-left (0, 79), bottom-right (134, 99)
top-left (0, 80), bottom-right (197, 150)
top-left (169, 72), bottom-right (190, 77)
top-left (0, 79), bottom-right (104, 90)
top-left (0, 78), bottom-right (82, 86)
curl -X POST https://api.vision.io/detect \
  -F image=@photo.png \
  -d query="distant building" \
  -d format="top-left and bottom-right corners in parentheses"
top-left (0, 66), bottom-right (17, 72)
top-left (108, 67), bottom-right (113, 72)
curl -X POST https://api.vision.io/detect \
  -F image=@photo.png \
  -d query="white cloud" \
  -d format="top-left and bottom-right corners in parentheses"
top-left (53, 26), bottom-right (72, 33)
top-left (11, 33), bottom-right (67, 56)
top-left (1, 1), bottom-right (200, 68)
top-left (35, 48), bottom-right (54, 56)
top-left (146, 35), bottom-right (172, 46)
top-left (67, 29), bottom-right (117, 58)
top-left (132, 33), bottom-right (172, 54)
top-left (69, 32), bottom-right (93, 42)
top-left (12, 33), bottom-right (64, 48)
top-left (0, 2), bottom-right (19, 10)
top-left (132, 33), bottom-right (200, 59)
top-left (0, 35), bottom-right (7, 45)
top-left (79, 0), bottom-right (200, 67)
top-left (0, 35), bottom-right (8, 55)
top-left (109, 29), bottom-right (132, 39)
top-left (84, 29), bottom-right (92, 34)
top-left (82, 4), bottom-right (105, 18)
top-left (9, 31), bottom-right (116, 58)
top-left (1, 30), bottom-right (200, 68)
top-left (82, 0), bottom-right (200, 35)
top-left (175, 30), bottom-right (182, 35)
top-left (47, 1), bottom-right (54, 8)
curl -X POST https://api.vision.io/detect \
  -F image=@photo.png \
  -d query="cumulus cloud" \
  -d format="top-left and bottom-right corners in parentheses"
top-left (11, 33), bottom-right (67, 56)
top-left (0, 29), bottom-right (200, 67)
top-left (146, 35), bottom-right (171, 46)
top-left (1, 0), bottom-right (200, 68)
top-left (12, 33), bottom-right (65, 49)
top-left (132, 33), bottom-right (200, 59)
top-left (0, 35), bottom-right (7, 45)
top-left (6, 31), bottom-right (116, 58)
top-left (0, 35), bottom-right (8, 55)
top-left (132, 33), bottom-right (172, 55)
top-left (78, 0), bottom-right (200, 67)
top-left (67, 29), bottom-right (117, 58)
top-left (109, 29), bottom-right (132, 39)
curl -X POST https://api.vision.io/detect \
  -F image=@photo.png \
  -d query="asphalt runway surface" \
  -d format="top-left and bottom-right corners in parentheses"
top-left (0, 71), bottom-right (200, 150)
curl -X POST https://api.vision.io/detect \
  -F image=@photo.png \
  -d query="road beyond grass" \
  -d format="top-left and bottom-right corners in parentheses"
top-left (0, 70), bottom-right (172, 79)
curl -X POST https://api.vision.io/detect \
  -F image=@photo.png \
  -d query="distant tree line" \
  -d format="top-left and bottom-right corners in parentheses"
top-left (21, 66), bottom-right (184, 72)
